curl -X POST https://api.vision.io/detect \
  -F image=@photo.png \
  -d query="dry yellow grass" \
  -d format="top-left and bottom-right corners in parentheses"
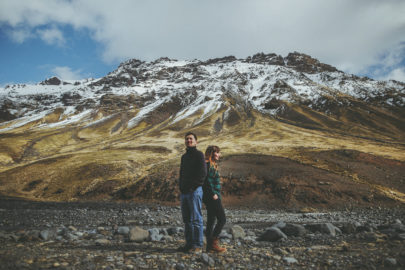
top-left (0, 106), bottom-right (404, 204)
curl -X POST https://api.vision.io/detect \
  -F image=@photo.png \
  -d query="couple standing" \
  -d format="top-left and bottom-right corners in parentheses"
top-left (178, 132), bottom-right (227, 253)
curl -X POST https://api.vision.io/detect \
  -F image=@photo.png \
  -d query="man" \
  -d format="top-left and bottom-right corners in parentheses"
top-left (178, 132), bottom-right (207, 252)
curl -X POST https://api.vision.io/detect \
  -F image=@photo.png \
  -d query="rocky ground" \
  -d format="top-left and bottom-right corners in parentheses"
top-left (0, 198), bottom-right (404, 270)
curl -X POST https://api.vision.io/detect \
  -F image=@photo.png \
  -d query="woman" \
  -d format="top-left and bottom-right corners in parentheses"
top-left (203, 145), bottom-right (226, 253)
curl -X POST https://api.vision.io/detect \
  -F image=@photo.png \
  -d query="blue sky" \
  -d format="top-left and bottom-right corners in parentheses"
top-left (1, 0), bottom-right (405, 86)
top-left (0, 25), bottom-right (115, 84)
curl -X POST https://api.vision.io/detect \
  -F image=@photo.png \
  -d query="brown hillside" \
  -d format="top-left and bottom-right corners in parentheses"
top-left (0, 105), bottom-right (404, 209)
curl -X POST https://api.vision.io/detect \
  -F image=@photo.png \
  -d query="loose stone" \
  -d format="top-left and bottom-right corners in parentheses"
top-left (95, 238), bottom-right (110, 245)
top-left (117, 226), bottom-right (130, 235)
top-left (129, 226), bottom-right (149, 242)
top-left (283, 257), bottom-right (298, 264)
top-left (384, 257), bottom-right (397, 266)
top-left (230, 225), bottom-right (246, 239)
top-left (201, 253), bottom-right (215, 267)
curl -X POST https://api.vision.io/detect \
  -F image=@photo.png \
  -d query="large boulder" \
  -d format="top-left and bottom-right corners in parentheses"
top-left (281, 224), bottom-right (307, 237)
top-left (305, 223), bottom-right (341, 236)
top-left (257, 227), bottom-right (287, 242)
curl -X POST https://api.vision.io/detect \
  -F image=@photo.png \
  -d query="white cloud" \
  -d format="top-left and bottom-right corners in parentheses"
top-left (364, 42), bottom-right (405, 82)
top-left (376, 68), bottom-right (405, 82)
top-left (52, 66), bottom-right (83, 81)
top-left (8, 28), bottom-right (33, 43)
top-left (1, 0), bottom-right (405, 79)
top-left (37, 27), bottom-right (65, 46)
top-left (379, 44), bottom-right (405, 69)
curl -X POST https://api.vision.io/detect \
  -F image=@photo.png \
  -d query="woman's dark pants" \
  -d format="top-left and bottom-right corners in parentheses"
top-left (205, 198), bottom-right (226, 238)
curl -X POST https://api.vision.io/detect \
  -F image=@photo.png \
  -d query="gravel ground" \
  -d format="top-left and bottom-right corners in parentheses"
top-left (0, 199), bottom-right (404, 269)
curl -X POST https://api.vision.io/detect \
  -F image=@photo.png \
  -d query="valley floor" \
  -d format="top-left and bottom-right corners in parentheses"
top-left (0, 198), bottom-right (404, 269)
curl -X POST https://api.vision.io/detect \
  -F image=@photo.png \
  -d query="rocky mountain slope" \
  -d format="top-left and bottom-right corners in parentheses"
top-left (0, 52), bottom-right (404, 208)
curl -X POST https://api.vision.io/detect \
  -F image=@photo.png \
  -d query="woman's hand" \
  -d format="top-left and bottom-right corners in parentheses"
top-left (213, 194), bottom-right (218, 200)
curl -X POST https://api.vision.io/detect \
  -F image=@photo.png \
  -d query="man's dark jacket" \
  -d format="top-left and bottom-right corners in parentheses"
top-left (179, 147), bottom-right (207, 194)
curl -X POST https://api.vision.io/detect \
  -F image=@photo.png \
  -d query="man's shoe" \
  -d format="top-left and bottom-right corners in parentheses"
top-left (189, 247), bottom-right (202, 254)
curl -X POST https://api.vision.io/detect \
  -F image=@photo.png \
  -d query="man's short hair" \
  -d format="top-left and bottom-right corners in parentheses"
top-left (185, 132), bottom-right (197, 141)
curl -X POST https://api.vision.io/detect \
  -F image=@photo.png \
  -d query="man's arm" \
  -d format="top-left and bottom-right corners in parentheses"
top-left (179, 157), bottom-right (183, 179)
top-left (195, 151), bottom-right (207, 187)
top-left (179, 155), bottom-right (184, 189)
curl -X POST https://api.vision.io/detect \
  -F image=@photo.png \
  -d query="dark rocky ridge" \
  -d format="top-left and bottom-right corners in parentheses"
top-left (40, 76), bottom-right (62, 86)
top-left (285, 52), bottom-right (339, 73)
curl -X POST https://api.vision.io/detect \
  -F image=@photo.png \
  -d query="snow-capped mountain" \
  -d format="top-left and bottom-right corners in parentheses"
top-left (1, 52), bottom-right (405, 204)
top-left (1, 52), bottom-right (404, 135)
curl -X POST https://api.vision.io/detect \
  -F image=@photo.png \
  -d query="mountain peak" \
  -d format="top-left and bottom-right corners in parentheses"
top-left (246, 52), bottom-right (285, 65)
top-left (40, 76), bottom-right (62, 86)
top-left (203, 55), bottom-right (237, 65)
top-left (285, 51), bottom-right (339, 73)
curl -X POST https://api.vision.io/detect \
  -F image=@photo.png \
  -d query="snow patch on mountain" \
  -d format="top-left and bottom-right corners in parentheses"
top-left (0, 109), bottom-right (52, 132)
top-left (0, 52), bottom-right (404, 132)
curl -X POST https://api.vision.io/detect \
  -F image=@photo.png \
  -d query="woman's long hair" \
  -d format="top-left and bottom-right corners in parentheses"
top-left (205, 145), bottom-right (220, 169)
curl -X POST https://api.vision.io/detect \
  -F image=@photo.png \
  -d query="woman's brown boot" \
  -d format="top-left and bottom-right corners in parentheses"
top-left (210, 237), bottom-right (226, 253)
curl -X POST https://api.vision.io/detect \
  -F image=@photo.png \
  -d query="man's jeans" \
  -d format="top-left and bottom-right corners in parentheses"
top-left (180, 186), bottom-right (203, 248)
